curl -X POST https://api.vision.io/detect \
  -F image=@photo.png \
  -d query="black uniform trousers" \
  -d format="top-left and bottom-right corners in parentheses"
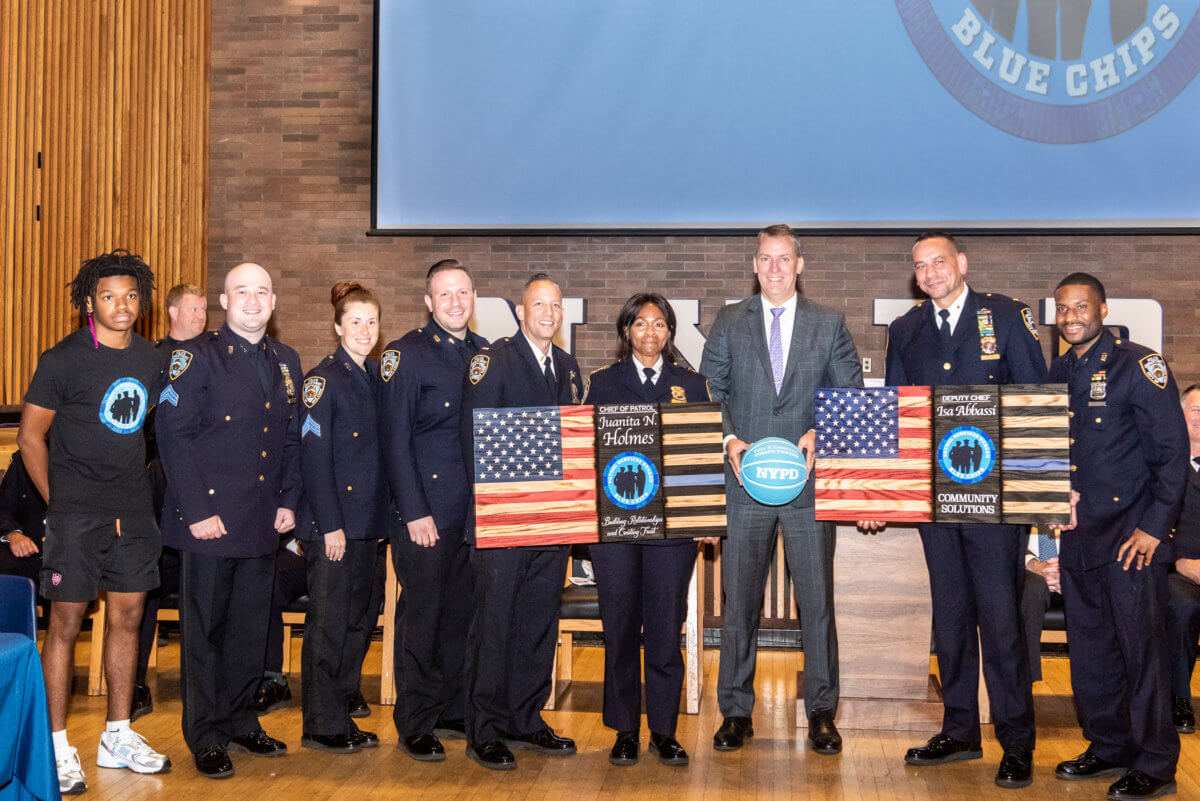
top-left (1019, 569), bottom-right (1059, 683)
top-left (1166, 572), bottom-right (1200, 698)
top-left (466, 546), bottom-right (568, 745)
top-left (264, 547), bottom-right (308, 675)
top-left (1062, 560), bottom-right (1179, 781)
top-left (136, 546), bottom-right (180, 684)
top-left (919, 523), bottom-right (1035, 749)
top-left (390, 527), bottom-right (473, 736)
top-left (301, 538), bottom-right (378, 735)
top-left (589, 541), bottom-right (695, 736)
top-left (178, 550), bottom-right (273, 752)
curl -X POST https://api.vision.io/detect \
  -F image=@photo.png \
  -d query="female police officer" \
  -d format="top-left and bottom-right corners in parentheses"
top-left (296, 282), bottom-right (389, 754)
top-left (583, 292), bottom-right (711, 767)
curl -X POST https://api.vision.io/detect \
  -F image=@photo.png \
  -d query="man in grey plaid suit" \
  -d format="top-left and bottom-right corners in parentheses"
top-left (700, 224), bottom-right (863, 755)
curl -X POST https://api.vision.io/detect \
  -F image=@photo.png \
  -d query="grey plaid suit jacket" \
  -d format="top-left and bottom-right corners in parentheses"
top-left (700, 294), bottom-right (863, 508)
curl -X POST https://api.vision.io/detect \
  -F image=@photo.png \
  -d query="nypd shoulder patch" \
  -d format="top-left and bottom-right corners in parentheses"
top-left (1020, 307), bottom-right (1038, 340)
top-left (302, 376), bottom-right (326, 408)
top-left (468, 354), bottom-right (490, 385)
top-left (169, 349), bottom-right (192, 381)
top-left (1139, 354), bottom-right (1169, 389)
top-left (381, 349), bottom-right (400, 383)
top-left (301, 414), bottom-right (322, 438)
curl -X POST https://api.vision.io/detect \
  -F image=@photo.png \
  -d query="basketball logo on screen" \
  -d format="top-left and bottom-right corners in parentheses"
top-left (937, 426), bottom-right (996, 484)
top-left (895, 1), bottom-right (1200, 143)
top-left (603, 452), bottom-right (659, 510)
top-left (99, 378), bottom-right (148, 434)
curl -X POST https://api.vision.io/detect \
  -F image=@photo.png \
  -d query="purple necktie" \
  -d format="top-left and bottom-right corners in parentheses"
top-left (769, 306), bottom-right (785, 394)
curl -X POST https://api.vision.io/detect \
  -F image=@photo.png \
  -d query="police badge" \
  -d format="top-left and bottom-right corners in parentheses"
top-left (302, 376), bottom-right (325, 408)
top-left (169, 350), bottom-right (192, 380)
top-left (670, 385), bottom-right (687, 403)
top-left (1140, 354), bottom-right (1169, 389)
top-left (468, 354), bottom-right (489, 385)
top-left (381, 349), bottom-right (400, 383)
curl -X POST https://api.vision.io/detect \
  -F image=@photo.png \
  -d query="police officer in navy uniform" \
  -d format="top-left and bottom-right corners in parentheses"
top-left (156, 263), bottom-right (301, 778)
top-left (381, 259), bottom-right (488, 761)
top-left (294, 282), bottom-right (387, 754)
top-left (1050, 272), bottom-right (1186, 801)
top-left (883, 233), bottom-right (1044, 788)
top-left (583, 292), bottom-right (711, 768)
top-left (459, 273), bottom-right (583, 770)
top-left (133, 282), bottom-right (208, 721)
top-left (1166, 384), bottom-right (1200, 734)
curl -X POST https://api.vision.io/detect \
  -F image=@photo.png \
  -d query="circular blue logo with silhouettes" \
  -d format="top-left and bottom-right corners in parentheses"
top-left (602, 451), bottom-right (659, 510)
top-left (896, 0), bottom-right (1200, 143)
top-left (99, 377), bottom-right (148, 434)
top-left (937, 426), bottom-right (996, 484)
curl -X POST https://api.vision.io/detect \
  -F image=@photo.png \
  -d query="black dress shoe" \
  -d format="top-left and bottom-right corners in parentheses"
top-left (1055, 747), bottom-right (1125, 781)
top-left (348, 690), bottom-right (370, 719)
top-left (348, 728), bottom-right (379, 749)
top-left (995, 746), bottom-right (1034, 789)
top-left (130, 683), bottom-right (153, 723)
top-left (506, 728), bottom-right (576, 755)
top-left (469, 739), bottom-right (517, 771)
top-left (1107, 769), bottom-right (1177, 800)
top-left (609, 732), bottom-right (639, 766)
top-left (649, 733), bottom-right (689, 766)
top-left (808, 712), bottom-right (842, 755)
top-left (904, 733), bottom-right (983, 765)
top-left (301, 733), bottom-right (360, 754)
top-left (434, 718), bottom-right (467, 740)
top-left (194, 745), bottom-right (234, 779)
top-left (250, 677), bottom-right (292, 714)
top-left (1172, 696), bottom-right (1194, 734)
top-left (229, 728), bottom-right (287, 757)
top-left (713, 716), bottom-right (753, 751)
top-left (401, 733), bottom-right (446, 762)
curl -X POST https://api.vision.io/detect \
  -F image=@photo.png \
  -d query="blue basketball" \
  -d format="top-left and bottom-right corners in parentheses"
top-left (740, 437), bottom-right (808, 506)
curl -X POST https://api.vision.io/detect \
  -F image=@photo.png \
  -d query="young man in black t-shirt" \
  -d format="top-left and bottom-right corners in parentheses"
top-left (17, 250), bottom-right (171, 795)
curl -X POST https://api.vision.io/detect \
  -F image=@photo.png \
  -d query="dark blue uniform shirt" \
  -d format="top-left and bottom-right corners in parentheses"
top-left (380, 322), bottom-right (488, 532)
top-left (1049, 329), bottom-right (1188, 570)
top-left (886, 288), bottom-right (1047, 386)
top-left (156, 325), bottom-right (303, 558)
top-left (296, 346), bottom-right (389, 541)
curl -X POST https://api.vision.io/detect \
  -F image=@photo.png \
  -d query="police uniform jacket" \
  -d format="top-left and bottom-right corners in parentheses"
top-left (584, 357), bottom-right (710, 547)
top-left (885, 289), bottom-right (1047, 386)
top-left (295, 346), bottom-right (389, 542)
top-left (1173, 464), bottom-right (1200, 560)
top-left (380, 322), bottom-right (489, 533)
top-left (0, 452), bottom-right (46, 546)
top-left (460, 334), bottom-right (584, 545)
top-left (156, 325), bottom-right (303, 558)
top-left (1049, 329), bottom-right (1188, 570)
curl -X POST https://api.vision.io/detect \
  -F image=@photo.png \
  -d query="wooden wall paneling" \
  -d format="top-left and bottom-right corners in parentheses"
top-left (1, 0), bottom-right (209, 405)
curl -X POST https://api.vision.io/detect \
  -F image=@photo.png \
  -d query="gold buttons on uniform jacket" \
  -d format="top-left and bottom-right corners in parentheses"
top-left (1113, 497), bottom-right (1120, 502)
top-left (352, 432), bottom-right (359, 438)
top-left (943, 362), bottom-right (952, 370)
top-left (1070, 465), bottom-right (1077, 472)
top-left (261, 451), bottom-right (267, 458)
top-left (259, 475), bottom-right (265, 482)
top-left (444, 402), bottom-right (450, 407)
top-left (263, 426), bottom-right (269, 433)
top-left (432, 474), bottom-right (438, 480)
top-left (208, 489), bottom-right (215, 495)
top-left (1068, 411), bottom-right (1074, 418)
top-left (1069, 438), bottom-right (1075, 445)
top-left (265, 402), bottom-right (271, 409)
top-left (1095, 417), bottom-right (1102, 423)
top-left (346, 486), bottom-right (353, 492)
top-left (225, 415), bottom-right (231, 422)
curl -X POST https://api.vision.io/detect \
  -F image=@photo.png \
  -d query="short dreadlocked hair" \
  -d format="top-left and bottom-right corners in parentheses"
top-left (68, 249), bottom-right (156, 311)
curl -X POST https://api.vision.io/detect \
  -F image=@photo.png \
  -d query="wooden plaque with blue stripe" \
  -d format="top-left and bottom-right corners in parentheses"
top-left (999, 384), bottom-right (1072, 526)
top-left (660, 402), bottom-right (727, 539)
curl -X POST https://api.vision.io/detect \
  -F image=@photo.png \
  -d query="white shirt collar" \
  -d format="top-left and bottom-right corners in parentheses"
top-left (633, 355), bottom-right (665, 384)
top-left (522, 332), bottom-right (553, 374)
top-left (934, 283), bottom-right (970, 334)
top-left (762, 292), bottom-right (798, 317)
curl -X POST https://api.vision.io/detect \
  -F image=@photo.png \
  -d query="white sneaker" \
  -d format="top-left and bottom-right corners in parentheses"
top-left (96, 729), bottom-right (172, 774)
top-left (57, 746), bottom-right (87, 795)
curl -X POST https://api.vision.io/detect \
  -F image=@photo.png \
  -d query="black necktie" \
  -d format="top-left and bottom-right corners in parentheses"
top-left (643, 366), bottom-right (655, 387)
top-left (938, 309), bottom-right (951, 340)
top-left (543, 355), bottom-right (556, 392)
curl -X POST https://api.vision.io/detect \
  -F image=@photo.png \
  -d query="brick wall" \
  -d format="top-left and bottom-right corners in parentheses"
top-left (208, 1), bottom-right (1200, 388)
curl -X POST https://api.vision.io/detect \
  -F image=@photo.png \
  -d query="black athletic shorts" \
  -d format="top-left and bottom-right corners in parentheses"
top-left (40, 514), bottom-right (161, 602)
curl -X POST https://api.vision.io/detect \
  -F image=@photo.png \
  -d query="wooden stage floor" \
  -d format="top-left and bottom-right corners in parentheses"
top-left (56, 637), bottom-right (1200, 800)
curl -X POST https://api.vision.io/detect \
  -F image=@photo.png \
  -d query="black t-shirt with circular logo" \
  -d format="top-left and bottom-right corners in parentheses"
top-left (24, 328), bottom-right (161, 516)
